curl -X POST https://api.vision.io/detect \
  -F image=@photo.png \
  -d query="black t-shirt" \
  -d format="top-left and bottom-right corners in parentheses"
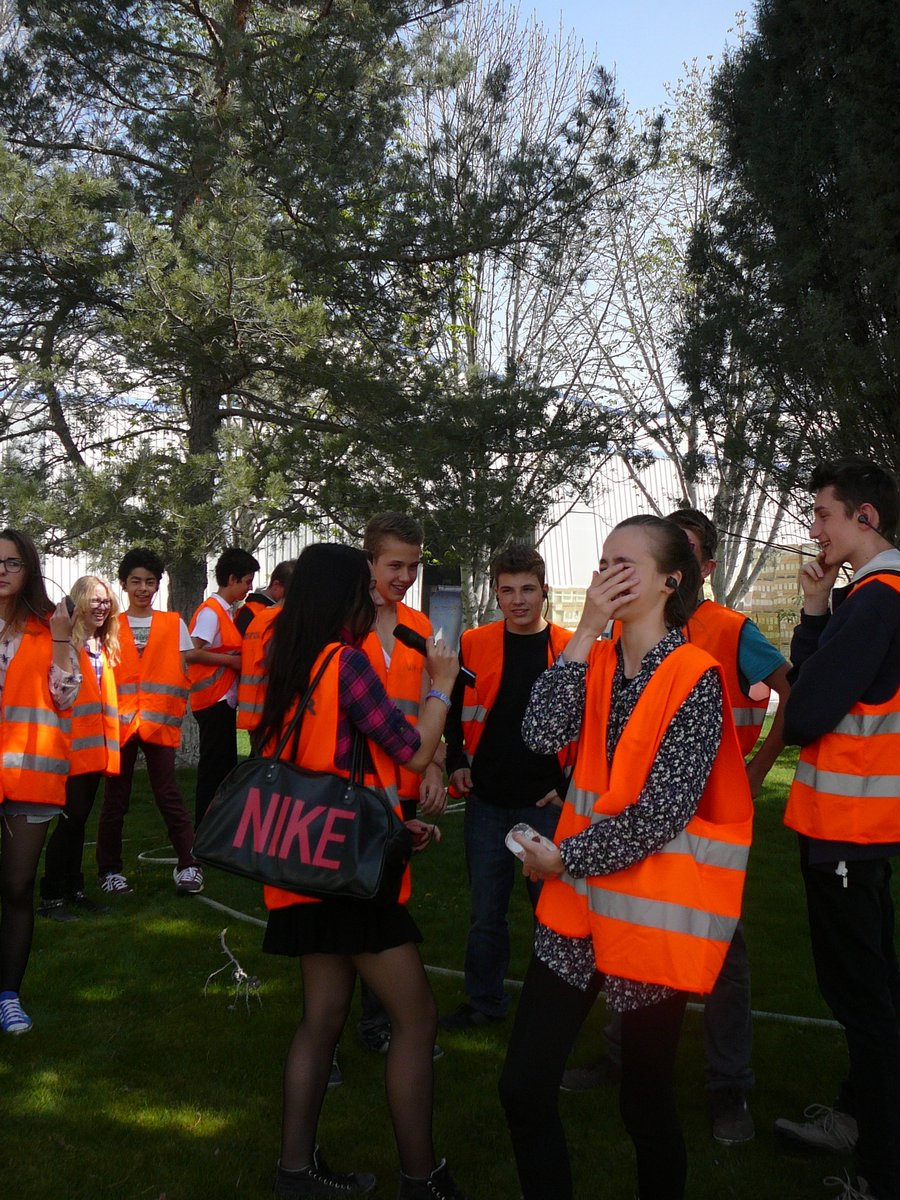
top-left (235, 592), bottom-right (276, 637)
top-left (469, 626), bottom-right (565, 807)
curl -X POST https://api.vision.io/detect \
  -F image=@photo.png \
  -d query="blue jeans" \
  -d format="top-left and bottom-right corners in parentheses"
top-left (462, 793), bottom-right (560, 1018)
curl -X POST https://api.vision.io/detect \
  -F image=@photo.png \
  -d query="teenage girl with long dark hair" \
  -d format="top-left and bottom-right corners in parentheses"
top-left (500, 515), bottom-right (754, 1200)
top-left (39, 574), bottom-right (121, 921)
top-left (0, 529), bottom-right (79, 1034)
top-left (254, 543), bottom-right (471, 1200)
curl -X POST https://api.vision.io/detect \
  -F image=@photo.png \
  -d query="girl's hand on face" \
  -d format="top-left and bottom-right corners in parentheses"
top-left (580, 563), bottom-right (638, 632)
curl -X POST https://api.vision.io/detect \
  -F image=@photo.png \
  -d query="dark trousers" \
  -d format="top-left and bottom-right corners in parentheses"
top-left (500, 955), bottom-right (688, 1200)
top-left (800, 840), bottom-right (900, 1200)
top-left (462, 794), bottom-right (560, 1018)
top-left (96, 737), bottom-right (196, 874)
top-left (193, 701), bottom-right (237, 826)
top-left (41, 772), bottom-right (103, 900)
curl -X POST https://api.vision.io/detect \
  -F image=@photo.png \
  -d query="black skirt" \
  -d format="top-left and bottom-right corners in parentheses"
top-left (263, 896), bottom-right (422, 957)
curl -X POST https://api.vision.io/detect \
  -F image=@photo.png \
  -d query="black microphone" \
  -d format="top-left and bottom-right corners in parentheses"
top-left (393, 623), bottom-right (476, 687)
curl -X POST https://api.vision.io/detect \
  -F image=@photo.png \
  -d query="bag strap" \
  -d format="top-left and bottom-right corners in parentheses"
top-left (271, 643), bottom-right (344, 763)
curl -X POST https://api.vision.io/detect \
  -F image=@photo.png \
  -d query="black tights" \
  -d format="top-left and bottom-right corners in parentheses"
top-left (1, 813), bottom-right (52, 994)
top-left (281, 942), bottom-right (438, 1177)
top-left (500, 955), bottom-right (688, 1200)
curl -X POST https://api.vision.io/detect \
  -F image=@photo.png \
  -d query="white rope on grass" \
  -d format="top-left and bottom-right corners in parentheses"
top-left (188, 894), bottom-right (841, 1031)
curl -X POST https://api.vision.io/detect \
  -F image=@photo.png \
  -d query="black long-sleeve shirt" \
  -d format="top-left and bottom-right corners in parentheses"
top-left (784, 549), bottom-right (900, 862)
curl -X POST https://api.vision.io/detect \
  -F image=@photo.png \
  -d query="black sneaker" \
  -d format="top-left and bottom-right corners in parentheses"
top-left (66, 891), bottom-right (110, 915)
top-left (274, 1148), bottom-right (376, 1197)
top-left (37, 899), bottom-right (79, 923)
top-left (437, 1004), bottom-right (502, 1033)
top-left (398, 1159), bottom-right (470, 1200)
top-left (710, 1087), bottom-right (755, 1146)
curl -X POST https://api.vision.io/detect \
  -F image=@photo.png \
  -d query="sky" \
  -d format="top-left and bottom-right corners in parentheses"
top-left (525, 1), bottom-right (751, 111)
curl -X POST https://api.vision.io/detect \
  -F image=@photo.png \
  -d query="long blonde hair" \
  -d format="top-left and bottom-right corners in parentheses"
top-left (70, 575), bottom-right (121, 667)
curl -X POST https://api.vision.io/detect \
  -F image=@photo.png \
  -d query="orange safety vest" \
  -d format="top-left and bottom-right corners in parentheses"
top-left (116, 613), bottom-right (190, 747)
top-left (70, 646), bottom-right (120, 776)
top-left (459, 620), bottom-right (574, 769)
top-left (363, 602), bottom-right (433, 803)
top-left (237, 606), bottom-right (280, 732)
top-left (784, 571), bottom-right (900, 844)
top-left (537, 640), bottom-right (753, 995)
top-left (686, 601), bottom-right (770, 756)
top-left (188, 597), bottom-right (243, 712)
top-left (0, 616), bottom-right (72, 806)
top-left (264, 642), bottom-right (410, 911)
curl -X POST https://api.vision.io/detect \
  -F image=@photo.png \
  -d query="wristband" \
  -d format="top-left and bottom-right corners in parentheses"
top-left (426, 689), bottom-right (452, 708)
top-left (52, 639), bottom-right (72, 644)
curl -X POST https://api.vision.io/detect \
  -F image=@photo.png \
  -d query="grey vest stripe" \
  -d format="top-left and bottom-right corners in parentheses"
top-left (72, 735), bottom-right (106, 752)
top-left (732, 707), bottom-right (763, 727)
top-left (117, 683), bottom-right (138, 696)
top-left (142, 710), bottom-right (184, 728)
top-left (240, 701), bottom-right (264, 714)
top-left (4, 706), bottom-right (67, 732)
top-left (461, 704), bottom-right (488, 723)
top-left (240, 674), bottom-right (267, 687)
top-left (109, 739), bottom-right (120, 754)
top-left (191, 667), bottom-right (225, 694)
top-left (657, 830), bottom-right (749, 871)
top-left (794, 759), bottom-right (900, 800)
top-left (142, 681), bottom-right (190, 700)
top-left (102, 704), bottom-right (118, 720)
top-left (3, 751), bottom-right (69, 775)
top-left (393, 698), bottom-right (419, 717)
top-left (73, 702), bottom-right (102, 718)
top-left (586, 888), bottom-right (738, 943)
top-left (834, 711), bottom-right (900, 737)
top-left (569, 793), bottom-right (748, 869)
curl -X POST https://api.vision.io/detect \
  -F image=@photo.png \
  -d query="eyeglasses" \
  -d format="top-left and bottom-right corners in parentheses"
top-left (0, 557), bottom-right (24, 574)
top-left (89, 600), bottom-right (113, 610)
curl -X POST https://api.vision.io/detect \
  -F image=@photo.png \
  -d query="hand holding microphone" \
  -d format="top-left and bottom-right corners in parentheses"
top-left (394, 624), bottom-right (476, 687)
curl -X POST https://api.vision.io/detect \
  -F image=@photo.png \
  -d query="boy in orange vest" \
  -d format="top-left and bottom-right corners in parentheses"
top-left (775, 459), bottom-right (900, 1200)
top-left (440, 545), bottom-right (572, 1032)
top-left (355, 513), bottom-right (446, 1059)
top-left (96, 548), bottom-right (200, 895)
top-left (187, 547), bottom-right (259, 825)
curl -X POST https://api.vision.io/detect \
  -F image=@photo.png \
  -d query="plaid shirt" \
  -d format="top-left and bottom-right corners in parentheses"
top-left (334, 645), bottom-right (419, 772)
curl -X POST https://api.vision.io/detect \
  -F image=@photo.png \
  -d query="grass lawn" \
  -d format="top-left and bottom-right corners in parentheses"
top-left (1, 746), bottom-right (881, 1199)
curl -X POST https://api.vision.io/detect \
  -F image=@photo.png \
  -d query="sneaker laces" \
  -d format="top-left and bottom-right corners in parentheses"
top-left (824, 1171), bottom-right (871, 1199)
top-left (176, 866), bottom-right (202, 883)
top-left (804, 1103), bottom-right (844, 1130)
top-left (0, 994), bottom-right (31, 1031)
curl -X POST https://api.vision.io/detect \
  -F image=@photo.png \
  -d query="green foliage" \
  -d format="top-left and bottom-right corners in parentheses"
top-left (681, 0), bottom-right (900, 479)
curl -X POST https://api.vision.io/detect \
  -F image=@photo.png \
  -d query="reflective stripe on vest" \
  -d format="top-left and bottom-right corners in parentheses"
top-left (785, 572), bottom-right (900, 843)
top-left (237, 606), bottom-right (280, 732)
top-left (0, 618), bottom-right (72, 805)
top-left (459, 620), bottom-right (573, 767)
top-left (537, 640), bottom-right (752, 994)
top-left (683, 601), bottom-right (769, 756)
top-left (362, 603), bottom-right (433, 802)
top-left (188, 598), bottom-right (243, 711)
top-left (264, 642), bottom-right (408, 911)
top-left (115, 613), bottom-right (189, 748)
top-left (70, 647), bottom-right (120, 775)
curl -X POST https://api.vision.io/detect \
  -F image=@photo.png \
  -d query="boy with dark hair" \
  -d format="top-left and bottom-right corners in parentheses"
top-left (775, 458), bottom-right (900, 1200)
top-left (187, 547), bottom-right (259, 824)
top-left (96, 548), bottom-right (201, 895)
top-left (234, 560), bottom-right (295, 636)
top-left (440, 544), bottom-right (573, 1031)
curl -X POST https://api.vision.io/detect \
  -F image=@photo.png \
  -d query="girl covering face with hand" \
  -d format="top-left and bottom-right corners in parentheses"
top-left (500, 516), bottom-right (753, 1200)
